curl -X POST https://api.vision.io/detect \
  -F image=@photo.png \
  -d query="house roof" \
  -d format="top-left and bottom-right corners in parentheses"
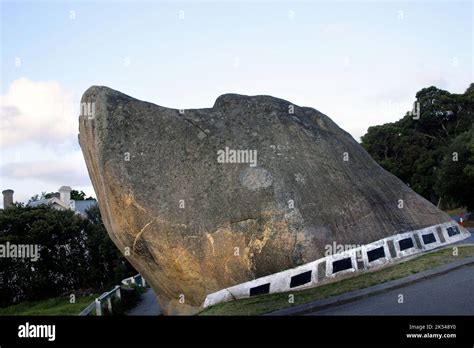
top-left (28, 198), bottom-right (53, 207)
top-left (74, 200), bottom-right (97, 215)
top-left (28, 197), bottom-right (69, 209)
top-left (28, 197), bottom-right (97, 216)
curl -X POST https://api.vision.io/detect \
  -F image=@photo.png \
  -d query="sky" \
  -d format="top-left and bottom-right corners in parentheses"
top-left (0, 0), bottom-right (473, 207)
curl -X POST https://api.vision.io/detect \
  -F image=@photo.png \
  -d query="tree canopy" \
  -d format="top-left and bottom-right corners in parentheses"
top-left (361, 83), bottom-right (474, 210)
top-left (0, 204), bottom-right (135, 307)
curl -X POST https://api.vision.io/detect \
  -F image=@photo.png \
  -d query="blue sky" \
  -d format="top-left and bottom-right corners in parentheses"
top-left (0, 0), bottom-right (473, 206)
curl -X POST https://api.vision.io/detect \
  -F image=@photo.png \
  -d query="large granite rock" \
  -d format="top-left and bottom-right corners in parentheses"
top-left (78, 86), bottom-right (451, 314)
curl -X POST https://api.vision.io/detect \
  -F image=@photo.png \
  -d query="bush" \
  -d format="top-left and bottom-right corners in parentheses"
top-left (0, 204), bottom-right (136, 307)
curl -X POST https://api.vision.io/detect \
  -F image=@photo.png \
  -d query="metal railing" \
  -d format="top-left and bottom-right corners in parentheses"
top-left (79, 274), bottom-right (146, 316)
top-left (121, 273), bottom-right (146, 287)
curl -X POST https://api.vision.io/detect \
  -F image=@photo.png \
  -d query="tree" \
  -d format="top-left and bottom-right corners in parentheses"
top-left (0, 205), bottom-right (135, 307)
top-left (435, 127), bottom-right (474, 210)
top-left (361, 84), bottom-right (474, 206)
top-left (70, 190), bottom-right (86, 201)
top-left (28, 194), bottom-right (40, 203)
top-left (82, 205), bottom-right (134, 287)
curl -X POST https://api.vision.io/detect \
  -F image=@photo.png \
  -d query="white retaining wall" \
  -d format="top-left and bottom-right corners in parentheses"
top-left (202, 221), bottom-right (470, 308)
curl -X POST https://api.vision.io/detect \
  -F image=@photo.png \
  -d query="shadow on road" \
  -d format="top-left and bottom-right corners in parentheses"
top-left (126, 288), bottom-right (161, 316)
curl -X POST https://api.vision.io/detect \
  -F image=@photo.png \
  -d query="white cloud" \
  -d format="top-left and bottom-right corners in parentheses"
top-left (1, 152), bottom-right (90, 186)
top-left (0, 79), bottom-right (94, 207)
top-left (0, 149), bottom-right (95, 208)
top-left (0, 78), bottom-right (77, 148)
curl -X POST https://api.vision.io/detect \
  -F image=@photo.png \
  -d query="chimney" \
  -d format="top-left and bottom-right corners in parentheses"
top-left (2, 189), bottom-right (14, 209)
top-left (58, 186), bottom-right (72, 207)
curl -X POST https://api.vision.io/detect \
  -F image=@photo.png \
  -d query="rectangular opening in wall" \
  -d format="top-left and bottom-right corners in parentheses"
top-left (398, 237), bottom-right (414, 251)
top-left (367, 246), bottom-right (385, 262)
top-left (249, 283), bottom-right (270, 296)
top-left (447, 226), bottom-right (460, 237)
top-left (332, 257), bottom-right (352, 273)
top-left (290, 270), bottom-right (312, 288)
top-left (422, 233), bottom-right (436, 245)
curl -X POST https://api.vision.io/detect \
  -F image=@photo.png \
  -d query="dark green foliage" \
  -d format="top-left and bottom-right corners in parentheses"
top-left (70, 190), bottom-right (86, 201)
top-left (361, 84), bottom-right (474, 208)
top-left (70, 190), bottom-right (95, 201)
top-left (28, 189), bottom-right (94, 203)
top-left (435, 126), bottom-right (474, 210)
top-left (0, 204), bottom-right (135, 307)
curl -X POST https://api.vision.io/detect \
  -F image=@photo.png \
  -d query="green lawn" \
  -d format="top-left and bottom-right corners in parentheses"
top-left (199, 245), bottom-right (474, 316)
top-left (0, 284), bottom-right (147, 316)
top-left (0, 294), bottom-right (98, 316)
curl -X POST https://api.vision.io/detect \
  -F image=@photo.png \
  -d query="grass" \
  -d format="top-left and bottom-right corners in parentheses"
top-left (0, 284), bottom-right (148, 316)
top-left (199, 245), bottom-right (474, 316)
top-left (0, 294), bottom-right (99, 316)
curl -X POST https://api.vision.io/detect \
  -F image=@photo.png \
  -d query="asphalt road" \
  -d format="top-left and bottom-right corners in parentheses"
top-left (307, 263), bottom-right (474, 315)
top-left (126, 288), bottom-right (161, 316)
top-left (458, 232), bottom-right (474, 244)
top-left (455, 227), bottom-right (474, 245)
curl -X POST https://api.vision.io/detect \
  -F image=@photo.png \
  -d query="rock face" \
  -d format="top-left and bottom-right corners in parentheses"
top-left (78, 86), bottom-right (451, 314)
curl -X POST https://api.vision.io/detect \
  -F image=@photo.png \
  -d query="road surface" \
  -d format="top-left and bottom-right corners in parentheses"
top-left (455, 227), bottom-right (473, 245)
top-left (458, 232), bottom-right (474, 244)
top-left (307, 263), bottom-right (474, 315)
top-left (126, 288), bottom-right (161, 316)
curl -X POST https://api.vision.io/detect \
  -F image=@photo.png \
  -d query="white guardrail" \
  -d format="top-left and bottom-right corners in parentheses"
top-left (121, 273), bottom-right (146, 287)
top-left (203, 221), bottom-right (471, 308)
top-left (79, 273), bottom-right (146, 316)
